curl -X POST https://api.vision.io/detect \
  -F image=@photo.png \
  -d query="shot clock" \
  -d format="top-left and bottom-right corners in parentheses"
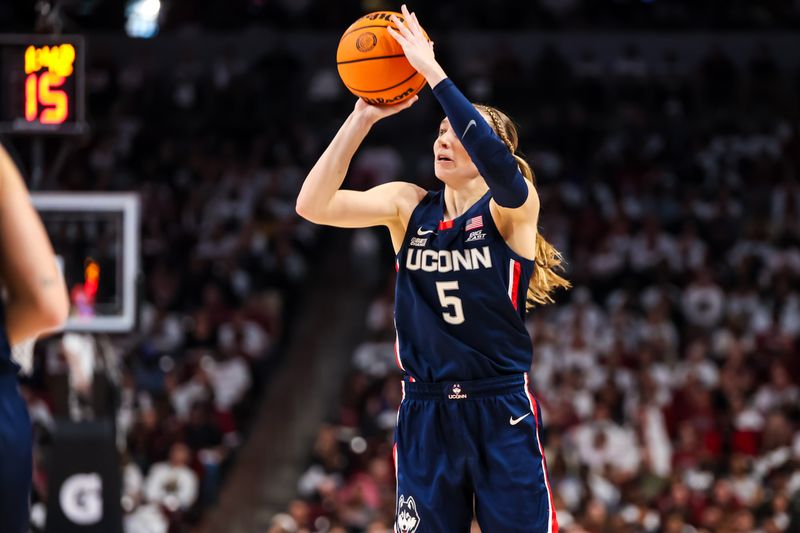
top-left (0, 35), bottom-right (87, 135)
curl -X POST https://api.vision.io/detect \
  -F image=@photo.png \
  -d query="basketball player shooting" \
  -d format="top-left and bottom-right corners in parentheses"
top-left (296, 5), bottom-right (568, 531)
top-left (0, 143), bottom-right (69, 533)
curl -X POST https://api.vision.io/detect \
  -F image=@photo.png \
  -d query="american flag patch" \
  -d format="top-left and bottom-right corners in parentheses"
top-left (465, 215), bottom-right (483, 231)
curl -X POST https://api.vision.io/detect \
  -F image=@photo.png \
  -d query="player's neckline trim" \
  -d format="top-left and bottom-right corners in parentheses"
top-left (437, 189), bottom-right (491, 230)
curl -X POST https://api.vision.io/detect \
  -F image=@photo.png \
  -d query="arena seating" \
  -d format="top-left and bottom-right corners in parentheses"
top-left (1, 7), bottom-right (797, 531)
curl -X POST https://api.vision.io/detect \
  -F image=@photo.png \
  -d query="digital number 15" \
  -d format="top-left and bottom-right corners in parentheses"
top-left (25, 72), bottom-right (68, 124)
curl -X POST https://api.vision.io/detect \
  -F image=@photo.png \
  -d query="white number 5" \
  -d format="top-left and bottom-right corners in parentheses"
top-left (436, 281), bottom-right (465, 325)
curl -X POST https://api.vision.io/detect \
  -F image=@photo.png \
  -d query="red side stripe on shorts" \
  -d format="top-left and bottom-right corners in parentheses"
top-left (393, 442), bottom-right (399, 533)
top-left (524, 373), bottom-right (558, 533)
top-left (393, 442), bottom-right (398, 478)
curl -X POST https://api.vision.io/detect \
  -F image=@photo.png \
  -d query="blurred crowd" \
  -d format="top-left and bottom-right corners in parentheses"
top-left (160, 0), bottom-right (800, 31)
top-left (14, 32), bottom-right (321, 532)
top-left (3, 0), bottom-right (800, 32)
top-left (1, 18), bottom-right (797, 533)
top-left (270, 39), bottom-right (800, 533)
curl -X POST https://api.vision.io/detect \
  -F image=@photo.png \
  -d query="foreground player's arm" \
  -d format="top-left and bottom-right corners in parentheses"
top-left (0, 145), bottom-right (68, 344)
top-left (296, 98), bottom-right (425, 229)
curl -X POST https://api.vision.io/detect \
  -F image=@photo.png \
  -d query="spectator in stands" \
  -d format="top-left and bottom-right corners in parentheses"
top-left (143, 442), bottom-right (199, 512)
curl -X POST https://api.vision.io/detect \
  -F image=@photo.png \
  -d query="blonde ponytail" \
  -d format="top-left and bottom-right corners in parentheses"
top-left (476, 105), bottom-right (571, 310)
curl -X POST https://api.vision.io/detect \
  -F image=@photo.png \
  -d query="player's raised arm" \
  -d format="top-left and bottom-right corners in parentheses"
top-left (388, 5), bottom-right (535, 219)
top-left (296, 97), bottom-right (425, 230)
top-left (0, 144), bottom-right (69, 345)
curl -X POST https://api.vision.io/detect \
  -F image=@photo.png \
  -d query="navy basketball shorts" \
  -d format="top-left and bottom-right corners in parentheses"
top-left (0, 373), bottom-right (33, 533)
top-left (393, 373), bottom-right (557, 533)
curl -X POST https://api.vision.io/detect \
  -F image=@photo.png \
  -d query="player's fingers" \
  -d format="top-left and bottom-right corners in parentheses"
top-left (386, 26), bottom-right (409, 47)
top-left (410, 11), bottom-right (424, 37)
top-left (403, 94), bottom-right (419, 108)
top-left (393, 95), bottom-right (419, 114)
top-left (401, 5), bottom-right (419, 34)
top-left (389, 13), bottom-right (406, 32)
top-left (390, 14), bottom-right (413, 39)
top-left (392, 94), bottom-right (419, 113)
top-left (405, 8), bottom-right (424, 40)
top-left (386, 25), bottom-right (403, 41)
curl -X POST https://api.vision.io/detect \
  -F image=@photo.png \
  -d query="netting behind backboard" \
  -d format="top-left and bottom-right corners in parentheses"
top-left (31, 192), bottom-right (140, 332)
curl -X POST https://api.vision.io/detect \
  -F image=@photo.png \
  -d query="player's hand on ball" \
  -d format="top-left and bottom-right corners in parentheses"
top-left (388, 5), bottom-right (443, 85)
top-left (353, 95), bottom-right (419, 125)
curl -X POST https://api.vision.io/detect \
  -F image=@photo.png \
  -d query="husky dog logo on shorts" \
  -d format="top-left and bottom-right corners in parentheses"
top-left (396, 495), bottom-right (420, 533)
top-left (448, 384), bottom-right (467, 399)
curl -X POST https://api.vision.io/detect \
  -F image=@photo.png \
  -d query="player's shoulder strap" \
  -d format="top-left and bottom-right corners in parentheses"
top-left (407, 189), bottom-right (442, 227)
top-left (396, 190), bottom-right (441, 255)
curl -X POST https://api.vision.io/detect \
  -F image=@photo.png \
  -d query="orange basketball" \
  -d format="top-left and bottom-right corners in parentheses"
top-left (337, 11), bottom-right (429, 105)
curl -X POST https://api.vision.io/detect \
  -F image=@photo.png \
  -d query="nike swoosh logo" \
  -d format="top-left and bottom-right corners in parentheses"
top-left (509, 413), bottom-right (531, 426)
top-left (417, 227), bottom-right (435, 236)
top-left (461, 119), bottom-right (476, 140)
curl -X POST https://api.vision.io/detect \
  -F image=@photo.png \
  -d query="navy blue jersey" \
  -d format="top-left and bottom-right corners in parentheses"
top-left (0, 298), bottom-right (32, 533)
top-left (394, 189), bottom-right (535, 382)
top-left (0, 301), bottom-right (17, 375)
